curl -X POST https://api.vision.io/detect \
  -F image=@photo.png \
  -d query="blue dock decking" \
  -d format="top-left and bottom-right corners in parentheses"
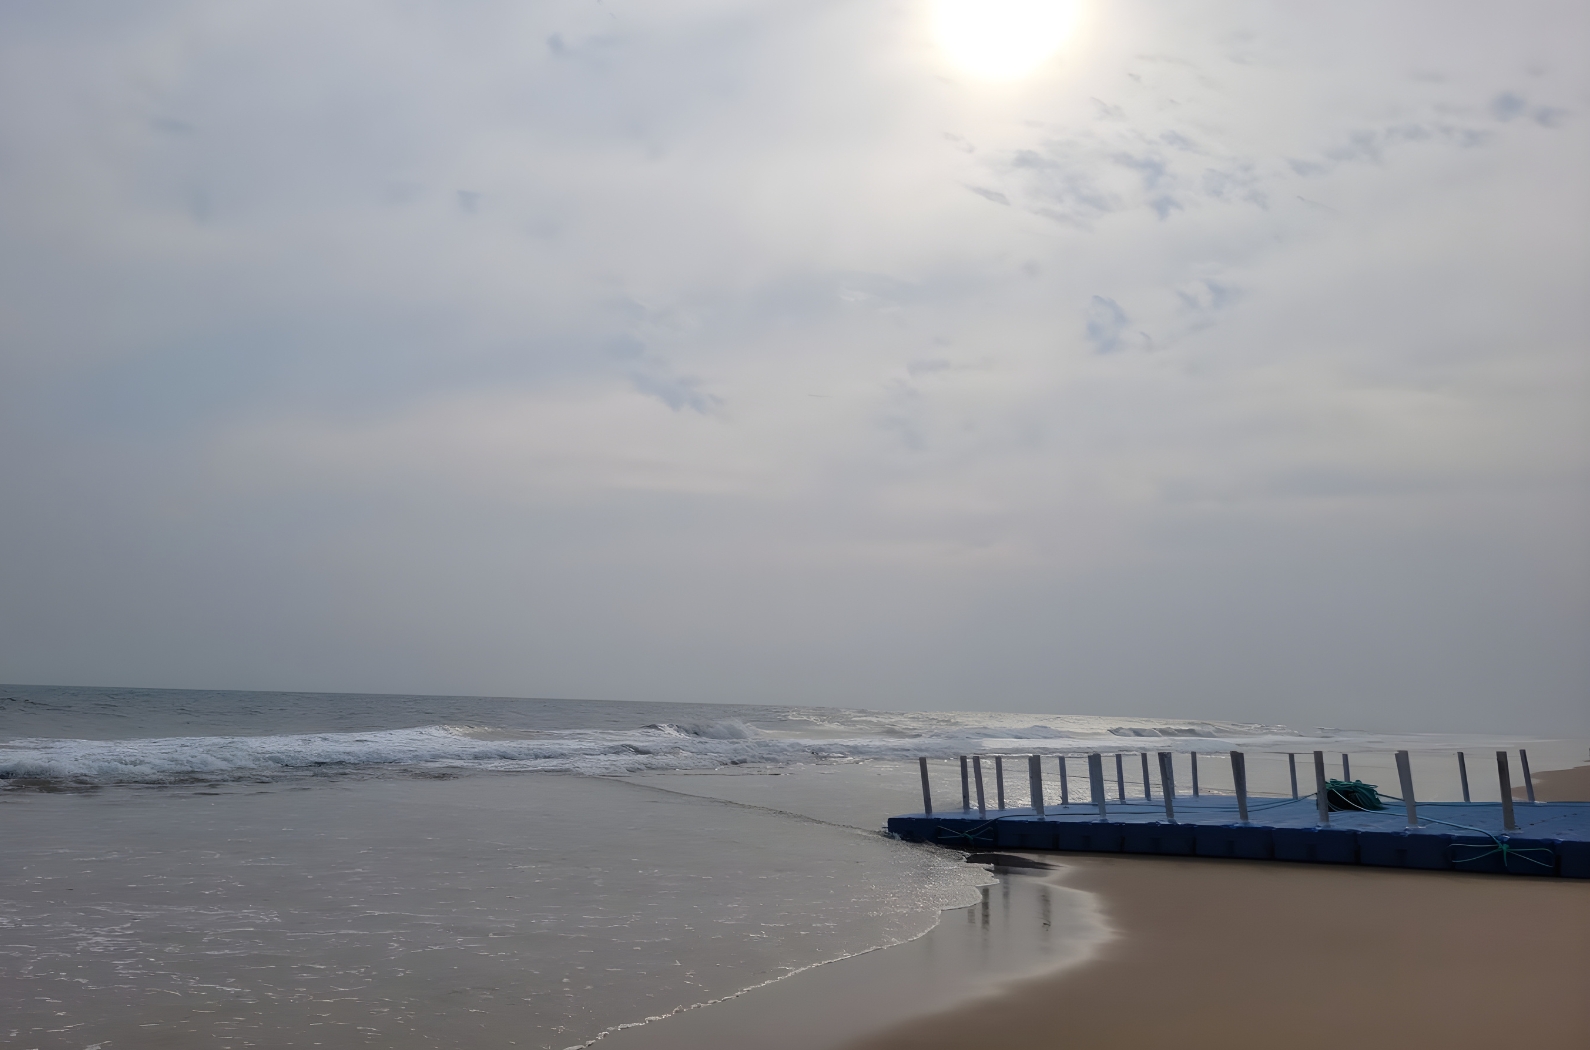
top-left (887, 796), bottom-right (1590, 878)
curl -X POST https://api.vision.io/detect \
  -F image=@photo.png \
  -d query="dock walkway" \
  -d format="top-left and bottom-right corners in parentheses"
top-left (888, 796), bottom-right (1590, 878)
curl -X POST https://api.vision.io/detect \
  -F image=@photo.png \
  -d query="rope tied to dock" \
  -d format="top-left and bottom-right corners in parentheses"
top-left (932, 818), bottom-right (1005, 847)
top-left (1405, 812), bottom-right (1559, 872)
top-left (1448, 837), bottom-right (1556, 872)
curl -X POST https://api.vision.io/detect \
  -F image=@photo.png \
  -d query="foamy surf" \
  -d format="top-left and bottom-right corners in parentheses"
top-left (0, 710), bottom-right (1493, 786)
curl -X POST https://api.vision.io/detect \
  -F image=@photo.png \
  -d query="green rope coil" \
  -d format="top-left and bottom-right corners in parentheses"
top-left (1325, 779), bottom-right (1386, 812)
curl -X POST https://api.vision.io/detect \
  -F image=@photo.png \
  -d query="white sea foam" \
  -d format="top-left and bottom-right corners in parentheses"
top-left (0, 710), bottom-right (1498, 785)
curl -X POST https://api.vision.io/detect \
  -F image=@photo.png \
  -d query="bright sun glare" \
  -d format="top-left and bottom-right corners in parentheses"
top-left (932, 0), bottom-right (1080, 80)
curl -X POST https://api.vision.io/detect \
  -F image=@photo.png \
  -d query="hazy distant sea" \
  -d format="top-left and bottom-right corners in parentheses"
top-left (2, 686), bottom-right (1582, 1050)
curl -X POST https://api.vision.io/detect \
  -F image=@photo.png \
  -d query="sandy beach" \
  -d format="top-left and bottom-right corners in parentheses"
top-left (848, 853), bottom-right (1590, 1050)
top-left (1520, 762), bottom-right (1590, 802)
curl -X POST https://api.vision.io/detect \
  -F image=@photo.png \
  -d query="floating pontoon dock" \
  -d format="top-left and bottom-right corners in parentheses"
top-left (888, 750), bottom-right (1590, 879)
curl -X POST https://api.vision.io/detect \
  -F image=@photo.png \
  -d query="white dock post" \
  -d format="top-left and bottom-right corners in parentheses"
top-left (1230, 751), bottom-right (1249, 824)
top-left (1519, 749), bottom-right (1536, 803)
top-left (1057, 756), bottom-right (1069, 806)
top-left (1028, 755), bottom-right (1045, 816)
top-left (1457, 752), bottom-right (1470, 802)
top-left (1115, 753), bottom-right (1125, 801)
top-left (1497, 752), bottom-right (1518, 830)
top-left (995, 755), bottom-right (1006, 810)
top-left (973, 756), bottom-right (987, 818)
top-left (919, 757), bottom-right (933, 816)
top-left (1190, 752), bottom-right (1200, 797)
top-left (1158, 752), bottom-right (1176, 822)
top-left (1394, 750), bottom-right (1418, 827)
top-left (1313, 751), bottom-right (1330, 825)
top-left (1341, 753), bottom-right (1351, 781)
top-left (1141, 752), bottom-right (1153, 800)
top-left (1288, 753), bottom-right (1299, 799)
top-left (1088, 753), bottom-right (1108, 819)
top-left (960, 755), bottom-right (970, 811)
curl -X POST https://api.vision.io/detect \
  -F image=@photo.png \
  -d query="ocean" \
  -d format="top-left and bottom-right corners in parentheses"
top-left (2, 685), bottom-right (1581, 1050)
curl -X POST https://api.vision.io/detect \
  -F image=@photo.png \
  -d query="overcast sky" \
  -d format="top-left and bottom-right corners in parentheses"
top-left (1, 0), bottom-right (1586, 732)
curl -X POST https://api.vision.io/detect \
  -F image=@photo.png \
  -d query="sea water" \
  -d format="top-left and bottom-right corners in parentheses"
top-left (1, 686), bottom-right (1580, 1050)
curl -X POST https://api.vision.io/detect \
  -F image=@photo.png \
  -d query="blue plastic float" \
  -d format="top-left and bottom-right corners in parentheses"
top-left (888, 752), bottom-right (1590, 879)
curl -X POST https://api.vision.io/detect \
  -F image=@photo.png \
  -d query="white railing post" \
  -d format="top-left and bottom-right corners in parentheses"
top-left (1394, 750), bottom-right (1418, 827)
top-left (1158, 752), bottom-right (1176, 822)
top-left (1497, 752), bottom-right (1518, 831)
top-left (1088, 753), bottom-right (1108, 819)
top-left (1230, 751), bottom-right (1249, 824)
top-left (1313, 751), bottom-right (1330, 825)
top-left (973, 755), bottom-right (987, 818)
top-left (1028, 754), bottom-right (1045, 816)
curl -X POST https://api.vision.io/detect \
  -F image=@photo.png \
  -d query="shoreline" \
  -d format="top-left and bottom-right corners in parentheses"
top-left (605, 763), bottom-right (1590, 1050)
top-left (599, 859), bottom-right (1109, 1050)
top-left (848, 854), bottom-right (1590, 1050)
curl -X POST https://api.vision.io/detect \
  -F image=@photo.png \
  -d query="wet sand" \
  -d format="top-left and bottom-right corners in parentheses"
top-left (847, 854), bottom-right (1590, 1050)
top-left (600, 862), bottom-right (1108, 1050)
top-left (1520, 762), bottom-right (1590, 801)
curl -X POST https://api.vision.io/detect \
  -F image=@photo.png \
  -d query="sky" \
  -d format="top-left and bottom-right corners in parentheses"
top-left (1, 0), bottom-right (1586, 733)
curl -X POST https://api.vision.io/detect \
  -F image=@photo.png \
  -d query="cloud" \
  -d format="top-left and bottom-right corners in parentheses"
top-left (965, 185), bottom-right (1010, 206)
top-left (1202, 164), bottom-right (1266, 207)
top-left (1007, 145), bottom-right (1121, 226)
top-left (1114, 152), bottom-right (1171, 189)
top-left (1085, 296), bottom-right (1130, 353)
top-left (1171, 278), bottom-right (1240, 336)
top-left (1490, 92), bottom-right (1529, 121)
top-left (0, 0), bottom-right (1585, 729)
top-left (628, 368), bottom-right (721, 415)
top-left (1149, 195), bottom-right (1182, 219)
top-left (604, 335), bottom-right (721, 415)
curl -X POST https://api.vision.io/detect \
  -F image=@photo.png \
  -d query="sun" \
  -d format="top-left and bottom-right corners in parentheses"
top-left (931, 0), bottom-right (1080, 81)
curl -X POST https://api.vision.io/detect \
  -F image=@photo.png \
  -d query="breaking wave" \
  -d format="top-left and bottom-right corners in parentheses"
top-left (0, 713), bottom-right (1323, 785)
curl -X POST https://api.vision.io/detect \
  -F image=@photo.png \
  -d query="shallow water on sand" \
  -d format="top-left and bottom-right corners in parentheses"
top-left (1, 773), bottom-right (985, 1050)
top-left (604, 859), bottom-right (1108, 1050)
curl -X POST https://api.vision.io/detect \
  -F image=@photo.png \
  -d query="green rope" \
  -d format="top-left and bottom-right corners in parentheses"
top-left (1448, 837), bottom-right (1556, 871)
top-left (1324, 779), bottom-right (1386, 811)
top-left (934, 818), bottom-right (1004, 846)
top-left (1406, 812), bottom-right (1558, 872)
